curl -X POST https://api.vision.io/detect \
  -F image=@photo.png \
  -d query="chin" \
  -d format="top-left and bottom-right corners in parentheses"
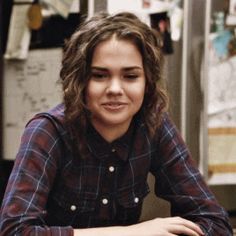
top-left (100, 116), bottom-right (132, 126)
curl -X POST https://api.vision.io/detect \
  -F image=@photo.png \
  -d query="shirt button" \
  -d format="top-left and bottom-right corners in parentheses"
top-left (134, 197), bottom-right (139, 203)
top-left (70, 205), bottom-right (77, 211)
top-left (109, 166), bottom-right (115, 172)
top-left (102, 198), bottom-right (109, 205)
top-left (111, 148), bottom-right (116, 153)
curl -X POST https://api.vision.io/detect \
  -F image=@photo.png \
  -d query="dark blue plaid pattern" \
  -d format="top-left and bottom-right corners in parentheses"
top-left (0, 104), bottom-right (233, 235)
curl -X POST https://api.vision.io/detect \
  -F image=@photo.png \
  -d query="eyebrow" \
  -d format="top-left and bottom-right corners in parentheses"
top-left (91, 66), bottom-right (143, 71)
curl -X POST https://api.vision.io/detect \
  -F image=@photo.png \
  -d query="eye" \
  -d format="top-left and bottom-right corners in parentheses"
top-left (124, 74), bottom-right (139, 80)
top-left (91, 72), bottom-right (108, 80)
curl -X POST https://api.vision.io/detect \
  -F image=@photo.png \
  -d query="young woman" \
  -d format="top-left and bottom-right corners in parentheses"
top-left (0, 12), bottom-right (233, 236)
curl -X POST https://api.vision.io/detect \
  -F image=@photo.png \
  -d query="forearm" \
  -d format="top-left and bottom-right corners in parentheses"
top-left (196, 215), bottom-right (233, 236)
top-left (0, 220), bottom-right (74, 236)
top-left (74, 225), bottom-right (134, 236)
top-left (74, 217), bottom-right (205, 236)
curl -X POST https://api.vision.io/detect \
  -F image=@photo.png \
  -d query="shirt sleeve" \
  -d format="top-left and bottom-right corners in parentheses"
top-left (0, 117), bottom-right (73, 236)
top-left (150, 114), bottom-right (233, 236)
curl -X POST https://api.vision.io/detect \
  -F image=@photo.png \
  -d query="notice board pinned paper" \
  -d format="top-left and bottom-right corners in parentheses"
top-left (4, 4), bottom-right (31, 60)
top-left (3, 48), bottom-right (62, 160)
top-left (42, 0), bottom-right (75, 18)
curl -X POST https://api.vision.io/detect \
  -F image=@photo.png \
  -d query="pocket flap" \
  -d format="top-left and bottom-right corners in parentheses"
top-left (117, 181), bottom-right (150, 208)
top-left (52, 188), bottom-right (97, 213)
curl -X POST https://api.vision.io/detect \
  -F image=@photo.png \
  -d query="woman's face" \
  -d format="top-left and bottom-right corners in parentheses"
top-left (85, 36), bottom-right (146, 134)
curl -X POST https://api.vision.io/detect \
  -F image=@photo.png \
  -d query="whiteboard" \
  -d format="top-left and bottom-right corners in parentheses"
top-left (3, 48), bottom-right (63, 160)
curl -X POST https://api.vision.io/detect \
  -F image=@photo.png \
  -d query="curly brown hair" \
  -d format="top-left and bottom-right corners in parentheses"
top-left (60, 12), bottom-right (169, 154)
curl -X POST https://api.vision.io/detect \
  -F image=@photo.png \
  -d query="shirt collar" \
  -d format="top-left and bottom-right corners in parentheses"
top-left (86, 121), bottom-right (135, 162)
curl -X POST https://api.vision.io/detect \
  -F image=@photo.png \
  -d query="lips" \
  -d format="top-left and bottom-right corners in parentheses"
top-left (102, 102), bottom-right (127, 111)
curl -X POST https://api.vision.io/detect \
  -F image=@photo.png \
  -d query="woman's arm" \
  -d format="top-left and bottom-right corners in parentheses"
top-left (150, 114), bottom-right (233, 236)
top-left (74, 217), bottom-right (204, 236)
top-left (0, 117), bottom-right (73, 235)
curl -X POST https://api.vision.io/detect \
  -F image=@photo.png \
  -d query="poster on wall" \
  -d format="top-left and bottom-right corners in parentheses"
top-left (3, 48), bottom-right (62, 160)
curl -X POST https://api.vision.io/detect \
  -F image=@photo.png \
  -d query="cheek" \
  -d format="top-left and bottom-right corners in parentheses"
top-left (134, 83), bottom-right (145, 98)
top-left (128, 86), bottom-right (145, 105)
top-left (85, 82), bottom-right (101, 107)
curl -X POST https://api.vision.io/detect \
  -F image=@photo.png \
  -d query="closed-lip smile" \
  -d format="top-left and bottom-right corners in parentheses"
top-left (102, 102), bottom-right (127, 110)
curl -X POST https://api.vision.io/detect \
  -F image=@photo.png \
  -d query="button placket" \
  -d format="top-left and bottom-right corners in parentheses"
top-left (98, 149), bottom-right (118, 219)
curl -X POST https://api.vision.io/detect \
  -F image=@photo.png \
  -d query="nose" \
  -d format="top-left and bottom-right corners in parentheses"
top-left (106, 78), bottom-right (123, 95)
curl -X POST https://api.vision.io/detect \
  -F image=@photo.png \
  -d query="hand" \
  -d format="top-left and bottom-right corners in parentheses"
top-left (74, 216), bottom-right (205, 236)
top-left (129, 217), bottom-right (205, 236)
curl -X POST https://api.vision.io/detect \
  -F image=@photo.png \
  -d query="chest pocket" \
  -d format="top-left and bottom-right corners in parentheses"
top-left (117, 181), bottom-right (150, 207)
top-left (115, 181), bottom-right (150, 224)
top-left (46, 186), bottom-right (97, 227)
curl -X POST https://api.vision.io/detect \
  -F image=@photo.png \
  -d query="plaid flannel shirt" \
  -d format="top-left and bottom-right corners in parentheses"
top-left (0, 104), bottom-right (233, 235)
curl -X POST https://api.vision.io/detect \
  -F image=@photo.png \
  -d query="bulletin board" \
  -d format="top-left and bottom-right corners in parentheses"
top-left (1, 0), bottom-right (82, 161)
top-left (208, 55), bottom-right (236, 174)
top-left (2, 48), bottom-right (62, 160)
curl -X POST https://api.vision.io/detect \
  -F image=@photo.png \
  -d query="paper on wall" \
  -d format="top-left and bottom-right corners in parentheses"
top-left (107, 0), bottom-right (143, 14)
top-left (170, 6), bottom-right (182, 41)
top-left (208, 55), bottom-right (236, 116)
top-left (3, 48), bottom-right (62, 160)
top-left (42, 0), bottom-right (75, 18)
top-left (208, 107), bottom-right (236, 128)
top-left (70, 0), bottom-right (80, 13)
top-left (4, 4), bottom-right (31, 60)
top-left (107, 0), bottom-right (172, 15)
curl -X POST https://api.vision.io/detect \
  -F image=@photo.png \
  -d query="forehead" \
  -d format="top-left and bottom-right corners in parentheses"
top-left (91, 36), bottom-right (143, 65)
top-left (96, 35), bottom-right (139, 50)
